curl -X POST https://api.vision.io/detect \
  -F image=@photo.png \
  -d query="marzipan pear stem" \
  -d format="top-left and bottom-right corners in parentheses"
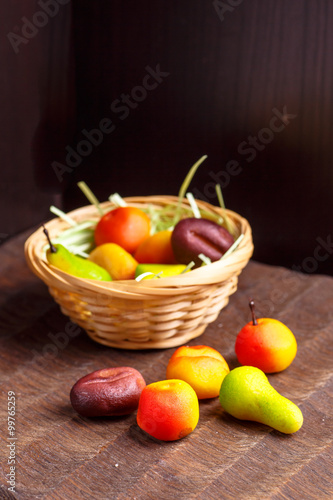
top-left (42, 225), bottom-right (57, 254)
top-left (249, 300), bottom-right (258, 325)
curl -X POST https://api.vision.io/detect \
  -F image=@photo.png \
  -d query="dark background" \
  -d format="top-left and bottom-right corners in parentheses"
top-left (1, 0), bottom-right (332, 275)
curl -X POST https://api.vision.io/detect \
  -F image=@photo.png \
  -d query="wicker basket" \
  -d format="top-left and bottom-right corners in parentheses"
top-left (24, 195), bottom-right (253, 349)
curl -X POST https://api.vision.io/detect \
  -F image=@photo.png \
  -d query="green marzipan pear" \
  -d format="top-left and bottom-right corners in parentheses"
top-left (46, 243), bottom-right (112, 281)
top-left (219, 366), bottom-right (303, 434)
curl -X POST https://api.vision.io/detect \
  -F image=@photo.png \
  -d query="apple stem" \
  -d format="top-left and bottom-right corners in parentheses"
top-left (42, 225), bottom-right (57, 253)
top-left (249, 300), bottom-right (258, 325)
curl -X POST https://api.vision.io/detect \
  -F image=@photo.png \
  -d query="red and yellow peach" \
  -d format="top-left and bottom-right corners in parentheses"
top-left (134, 230), bottom-right (177, 264)
top-left (166, 345), bottom-right (230, 399)
top-left (136, 379), bottom-right (199, 441)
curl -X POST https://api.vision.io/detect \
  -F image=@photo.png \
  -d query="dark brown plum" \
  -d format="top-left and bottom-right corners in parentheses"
top-left (70, 366), bottom-right (146, 417)
top-left (171, 217), bottom-right (234, 267)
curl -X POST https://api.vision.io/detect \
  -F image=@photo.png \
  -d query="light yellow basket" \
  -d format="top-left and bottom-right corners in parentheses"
top-left (24, 195), bottom-right (253, 349)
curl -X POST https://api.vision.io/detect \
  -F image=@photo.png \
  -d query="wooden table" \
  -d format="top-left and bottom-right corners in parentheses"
top-left (0, 230), bottom-right (332, 500)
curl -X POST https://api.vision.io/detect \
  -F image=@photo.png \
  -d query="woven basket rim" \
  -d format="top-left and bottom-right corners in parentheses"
top-left (24, 195), bottom-right (254, 298)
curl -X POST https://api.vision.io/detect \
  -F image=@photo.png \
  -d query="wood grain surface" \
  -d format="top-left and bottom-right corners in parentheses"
top-left (0, 230), bottom-right (332, 500)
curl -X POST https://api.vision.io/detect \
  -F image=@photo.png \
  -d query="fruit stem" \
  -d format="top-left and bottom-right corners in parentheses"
top-left (249, 300), bottom-right (258, 325)
top-left (42, 225), bottom-right (57, 253)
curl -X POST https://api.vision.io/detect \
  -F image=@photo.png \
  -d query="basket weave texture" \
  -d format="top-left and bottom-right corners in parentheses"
top-left (25, 195), bottom-right (253, 349)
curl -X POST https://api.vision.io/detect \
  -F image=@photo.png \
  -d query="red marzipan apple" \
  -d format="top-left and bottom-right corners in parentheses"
top-left (235, 300), bottom-right (297, 373)
top-left (94, 206), bottom-right (150, 254)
